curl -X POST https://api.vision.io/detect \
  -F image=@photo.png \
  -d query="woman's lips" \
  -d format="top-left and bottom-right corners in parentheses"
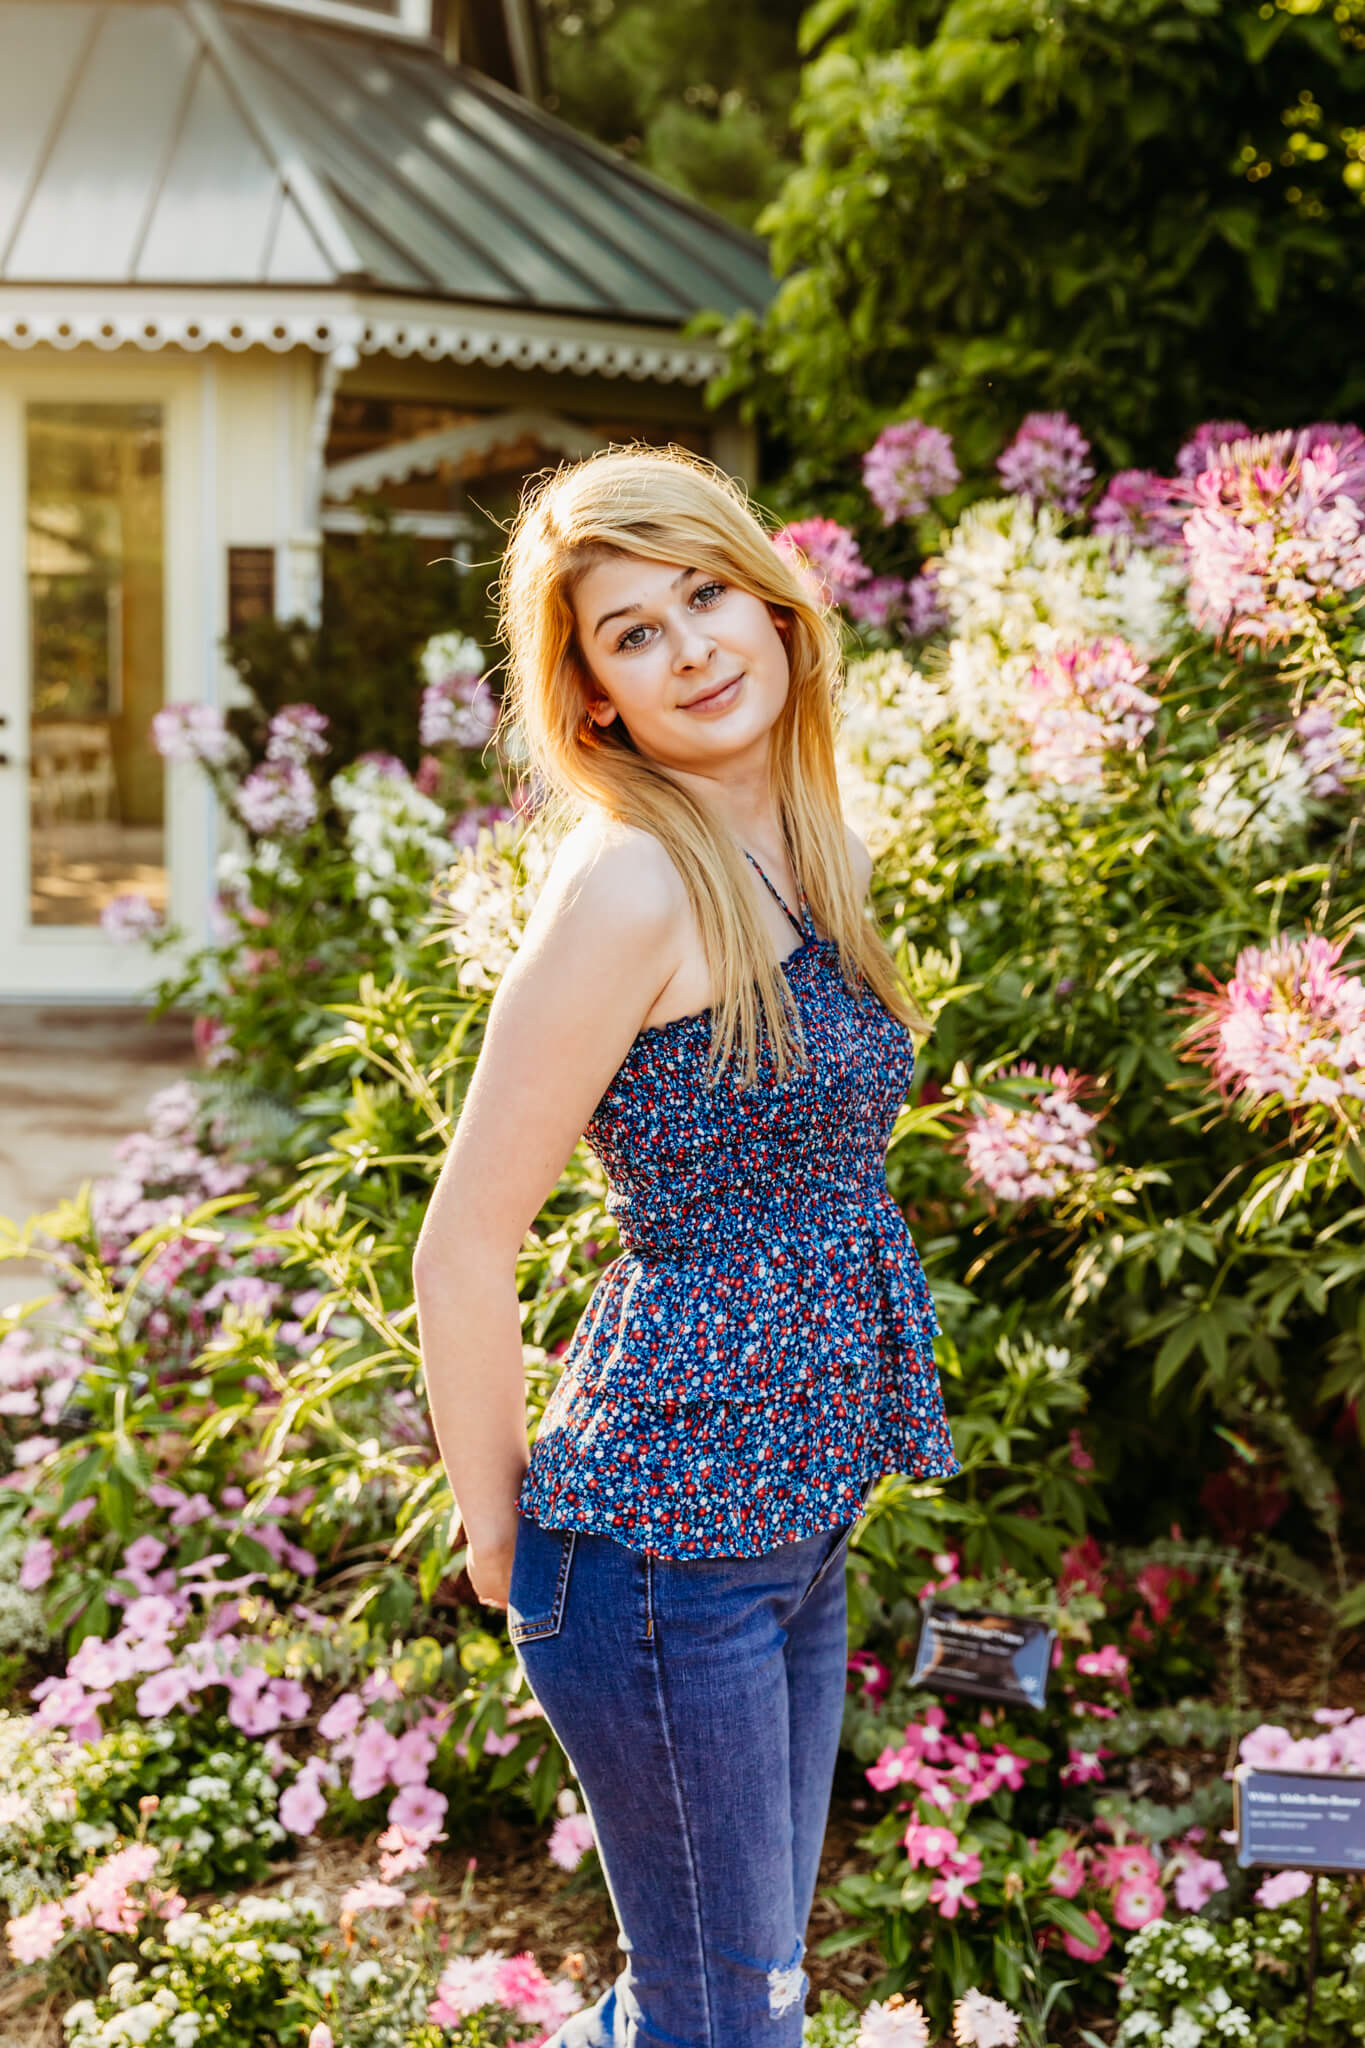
top-left (682, 673), bottom-right (743, 713)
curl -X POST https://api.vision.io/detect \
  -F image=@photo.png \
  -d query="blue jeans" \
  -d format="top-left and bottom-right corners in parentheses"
top-left (507, 1483), bottom-right (873, 2048)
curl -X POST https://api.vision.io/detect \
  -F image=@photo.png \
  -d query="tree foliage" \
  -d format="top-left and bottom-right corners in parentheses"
top-left (538, 0), bottom-right (802, 228)
top-left (712, 0), bottom-right (1365, 500)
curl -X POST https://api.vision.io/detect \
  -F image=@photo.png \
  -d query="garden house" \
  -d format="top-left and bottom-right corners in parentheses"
top-left (0, 0), bottom-right (771, 1001)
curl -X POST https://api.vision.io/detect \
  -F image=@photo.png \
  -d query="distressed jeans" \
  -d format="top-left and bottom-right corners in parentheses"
top-left (506, 1481), bottom-right (874, 2048)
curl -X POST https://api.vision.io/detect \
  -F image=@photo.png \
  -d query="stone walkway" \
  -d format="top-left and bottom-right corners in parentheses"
top-left (0, 1005), bottom-right (196, 1307)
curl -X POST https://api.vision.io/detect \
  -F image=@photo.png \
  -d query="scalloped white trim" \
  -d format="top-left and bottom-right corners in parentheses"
top-left (0, 299), bottom-right (726, 386)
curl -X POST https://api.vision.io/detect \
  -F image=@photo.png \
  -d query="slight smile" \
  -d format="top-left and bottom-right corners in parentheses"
top-left (682, 673), bottom-right (743, 714)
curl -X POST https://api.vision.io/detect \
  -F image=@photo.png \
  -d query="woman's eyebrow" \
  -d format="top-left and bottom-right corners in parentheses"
top-left (594, 566), bottom-right (697, 638)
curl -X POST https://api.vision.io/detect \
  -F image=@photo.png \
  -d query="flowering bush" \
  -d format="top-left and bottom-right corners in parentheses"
top-left (1115, 1880), bottom-right (1365, 2046)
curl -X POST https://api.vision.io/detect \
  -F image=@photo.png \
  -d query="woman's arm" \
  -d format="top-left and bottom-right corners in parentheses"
top-left (412, 825), bottom-right (686, 1610)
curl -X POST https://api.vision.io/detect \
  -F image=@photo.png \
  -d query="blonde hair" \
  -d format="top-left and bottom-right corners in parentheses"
top-left (495, 443), bottom-right (927, 1088)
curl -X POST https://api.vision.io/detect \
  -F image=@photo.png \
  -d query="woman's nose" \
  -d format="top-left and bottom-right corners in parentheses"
top-left (671, 616), bottom-right (715, 668)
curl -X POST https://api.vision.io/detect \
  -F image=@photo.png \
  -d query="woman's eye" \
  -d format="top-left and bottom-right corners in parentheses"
top-left (617, 623), bottom-right (650, 651)
top-left (693, 581), bottom-right (725, 606)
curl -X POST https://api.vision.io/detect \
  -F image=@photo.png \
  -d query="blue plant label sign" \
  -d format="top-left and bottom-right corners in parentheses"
top-left (1234, 1767), bottom-right (1365, 1872)
top-left (912, 1602), bottom-right (1054, 1710)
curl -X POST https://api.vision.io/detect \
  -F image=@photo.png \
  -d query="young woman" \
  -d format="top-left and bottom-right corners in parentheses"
top-left (413, 446), bottom-right (959, 2048)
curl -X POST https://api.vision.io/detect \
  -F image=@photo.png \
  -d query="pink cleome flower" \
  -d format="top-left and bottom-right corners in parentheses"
top-left (772, 517), bottom-right (870, 609)
top-left (1019, 637), bottom-right (1161, 792)
top-left (1180, 930), bottom-right (1365, 1124)
top-left (863, 418), bottom-right (960, 524)
top-left (1092, 469), bottom-right (1184, 548)
top-left (6, 1900), bottom-right (65, 1965)
top-left (1181, 430), bottom-right (1365, 648)
top-left (958, 1062), bottom-right (1102, 1206)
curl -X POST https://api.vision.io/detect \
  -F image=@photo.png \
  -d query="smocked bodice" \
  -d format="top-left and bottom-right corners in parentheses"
top-left (516, 855), bottom-right (959, 1558)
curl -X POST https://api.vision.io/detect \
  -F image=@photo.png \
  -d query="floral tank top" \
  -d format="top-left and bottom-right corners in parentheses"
top-left (516, 849), bottom-right (960, 1558)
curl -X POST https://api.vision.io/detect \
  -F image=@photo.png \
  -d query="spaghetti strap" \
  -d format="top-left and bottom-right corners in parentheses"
top-left (743, 847), bottom-right (809, 943)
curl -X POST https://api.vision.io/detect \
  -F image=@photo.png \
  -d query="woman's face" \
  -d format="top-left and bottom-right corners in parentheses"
top-left (570, 553), bottom-right (791, 772)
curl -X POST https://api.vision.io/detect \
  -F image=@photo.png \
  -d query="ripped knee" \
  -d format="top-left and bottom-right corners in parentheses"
top-left (764, 1936), bottom-right (808, 2020)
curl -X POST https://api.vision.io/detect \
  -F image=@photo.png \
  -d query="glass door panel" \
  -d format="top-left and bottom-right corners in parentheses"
top-left (26, 402), bottom-right (165, 928)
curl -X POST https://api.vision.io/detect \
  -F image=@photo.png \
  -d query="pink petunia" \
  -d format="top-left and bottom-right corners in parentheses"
top-left (1060, 1908), bottom-right (1112, 1962)
top-left (318, 1691), bottom-right (364, 1742)
top-left (1255, 1868), bottom-right (1313, 1908)
top-left (1113, 1876), bottom-right (1166, 1929)
top-left (135, 1667), bottom-right (196, 1719)
top-left (387, 1784), bottom-right (448, 1838)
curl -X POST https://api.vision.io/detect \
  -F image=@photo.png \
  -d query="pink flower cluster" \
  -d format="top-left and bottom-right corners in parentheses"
top-left (1241, 1707), bottom-right (1365, 1774)
top-left (89, 1079), bottom-right (253, 1267)
top-left (0, 1327), bottom-right (83, 1434)
top-left (862, 418), bottom-right (960, 524)
top-left (6, 1843), bottom-right (182, 1964)
top-left (997, 411), bottom-right (1095, 514)
top-left (151, 703), bottom-right (239, 769)
top-left (1020, 636), bottom-right (1161, 790)
top-left (1182, 930), bottom-right (1365, 1123)
top-left (264, 702), bottom-right (329, 766)
top-left (235, 757), bottom-right (319, 837)
top-left (959, 1063), bottom-right (1102, 1204)
top-left (428, 1945), bottom-right (584, 2032)
top-left (100, 892), bottom-right (165, 943)
top-left (1182, 432), bottom-right (1365, 648)
top-left (1050, 1835), bottom-right (1166, 1940)
top-left (773, 517), bottom-right (870, 609)
top-left (867, 1707), bottom-right (1033, 1921)
top-left (421, 672), bottom-right (499, 750)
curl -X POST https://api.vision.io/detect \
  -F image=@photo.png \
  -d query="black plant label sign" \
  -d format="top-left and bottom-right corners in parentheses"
top-left (1235, 1767), bottom-right (1365, 1873)
top-left (911, 1601), bottom-right (1055, 1711)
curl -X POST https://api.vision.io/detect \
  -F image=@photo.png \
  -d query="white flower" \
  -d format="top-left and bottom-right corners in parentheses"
top-left (1191, 731), bottom-right (1313, 851)
top-left (1163, 2013), bottom-right (1204, 2048)
top-left (350, 1958), bottom-right (384, 1989)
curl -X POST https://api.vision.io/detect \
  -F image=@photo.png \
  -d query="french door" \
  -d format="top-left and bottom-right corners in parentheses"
top-left (0, 363), bottom-right (205, 1000)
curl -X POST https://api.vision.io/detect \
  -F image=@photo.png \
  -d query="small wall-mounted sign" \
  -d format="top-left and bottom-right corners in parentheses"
top-left (227, 547), bottom-right (277, 636)
top-left (911, 1602), bottom-right (1055, 1711)
top-left (1234, 1767), bottom-right (1365, 1873)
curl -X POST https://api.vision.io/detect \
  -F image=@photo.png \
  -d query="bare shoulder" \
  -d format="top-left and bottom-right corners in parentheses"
top-left (523, 813), bottom-right (690, 956)
top-left (843, 821), bottom-right (875, 897)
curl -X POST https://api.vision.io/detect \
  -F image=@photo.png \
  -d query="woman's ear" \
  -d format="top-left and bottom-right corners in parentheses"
top-left (770, 607), bottom-right (792, 640)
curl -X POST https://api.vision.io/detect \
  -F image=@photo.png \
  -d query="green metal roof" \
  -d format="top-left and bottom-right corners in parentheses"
top-left (0, 0), bottom-right (773, 323)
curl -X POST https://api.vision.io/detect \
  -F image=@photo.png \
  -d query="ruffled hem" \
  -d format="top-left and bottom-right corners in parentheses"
top-left (516, 1370), bottom-right (961, 1559)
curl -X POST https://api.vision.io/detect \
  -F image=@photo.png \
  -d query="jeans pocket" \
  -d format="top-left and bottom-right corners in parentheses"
top-left (507, 1514), bottom-right (577, 1645)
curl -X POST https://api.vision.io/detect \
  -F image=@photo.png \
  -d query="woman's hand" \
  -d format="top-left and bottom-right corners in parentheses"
top-left (466, 1520), bottom-right (519, 1612)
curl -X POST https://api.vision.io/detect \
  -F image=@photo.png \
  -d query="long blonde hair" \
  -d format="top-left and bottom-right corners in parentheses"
top-left (495, 443), bottom-right (927, 1088)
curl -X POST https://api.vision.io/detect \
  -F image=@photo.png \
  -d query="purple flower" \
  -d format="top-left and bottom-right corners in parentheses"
top-left (1091, 470), bottom-right (1184, 548)
top-left (862, 419), bottom-right (960, 524)
top-left (903, 565), bottom-right (951, 638)
top-left (1175, 420), bottom-right (1251, 478)
top-left (265, 703), bottom-right (329, 766)
top-left (100, 892), bottom-right (164, 944)
top-left (151, 703), bottom-right (238, 768)
top-left (845, 575), bottom-right (908, 632)
top-left (773, 517), bottom-right (870, 608)
top-left (997, 412), bottom-right (1096, 515)
top-left (234, 759), bottom-right (318, 837)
